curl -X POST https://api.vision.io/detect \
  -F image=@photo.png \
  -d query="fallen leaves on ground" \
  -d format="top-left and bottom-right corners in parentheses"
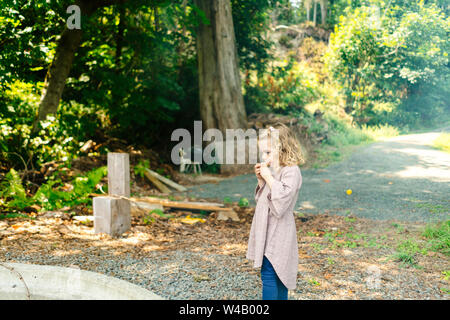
top-left (0, 205), bottom-right (448, 299)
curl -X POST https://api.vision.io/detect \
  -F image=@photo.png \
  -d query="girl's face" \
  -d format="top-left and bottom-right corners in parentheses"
top-left (258, 138), bottom-right (278, 167)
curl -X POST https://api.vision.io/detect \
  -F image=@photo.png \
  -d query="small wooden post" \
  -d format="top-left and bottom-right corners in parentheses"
top-left (107, 152), bottom-right (130, 197)
top-left (93, 152), bottom-right (131, 237)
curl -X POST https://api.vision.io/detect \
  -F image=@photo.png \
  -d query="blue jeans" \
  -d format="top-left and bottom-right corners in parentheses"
top-left (260, 255), bottom-right (288, 300)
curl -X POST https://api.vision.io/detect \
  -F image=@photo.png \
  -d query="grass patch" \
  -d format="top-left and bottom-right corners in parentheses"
top-left (311, 114), bottom-right (375, 168)
top-left (344, 216), bottom-right (356, 223)
top-left (143, 209), bottom-right (174, 224)
top-left (397, 239), bottom-right (428, 256)
top-left (440, 288), bottom-right (450, 295)
top-left (442, 270), bottom-right (450, 281)
top-left (414, 202), bottom-right (449, 214)
top-left (0, 213), bottom-right (33, 220)
top-left (311, 243), bottom-right (323, 252)
top-left (393, 251), bottom-right (418, 268)
top-left (322, 228), bottom-right (387, 250)
top-left (359, 123), bottom-right (400, 141)
top-left (392, 239), bottom-right (428, 268)
top-left (422, 220), bottom-right (450, 256)
top-left (431, 132), bottom-right (450, 153)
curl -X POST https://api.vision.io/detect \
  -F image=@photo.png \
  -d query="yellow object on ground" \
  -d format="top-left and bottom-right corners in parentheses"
top-left (179, 215), bottom-right (206, 225)
top-left (346, 189), bottom-right (352, 195)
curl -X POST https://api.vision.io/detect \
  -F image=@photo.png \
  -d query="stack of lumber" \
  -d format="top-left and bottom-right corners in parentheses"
top-left (130, 196), bottom-right (240, 222)
top-left (143, 168), bottom-right (187, 194)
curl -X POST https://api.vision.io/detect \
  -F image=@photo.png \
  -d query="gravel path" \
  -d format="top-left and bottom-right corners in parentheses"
top-left (176, 128), bottom-right (450, 223)
top-left (1, 249), bottom-right (261, 300)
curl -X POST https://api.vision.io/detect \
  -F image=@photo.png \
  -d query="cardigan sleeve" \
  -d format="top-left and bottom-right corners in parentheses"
top-left (255, 181), bottom-right (265, 203)
top-left (267, 166), bottom-right (302, 219)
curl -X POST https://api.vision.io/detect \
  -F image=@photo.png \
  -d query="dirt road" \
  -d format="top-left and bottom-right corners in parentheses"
top-left (178, 128), bottom-right (450, 222)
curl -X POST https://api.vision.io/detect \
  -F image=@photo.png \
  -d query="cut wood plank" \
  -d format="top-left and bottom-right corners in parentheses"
top-left (73, 216), bottom-right (94, 223)
top-left (176, 201), bottom-right (224, 207)
top-left (131, 201), bottom-right (164, 217)
top-left (145, 168), bottom-right (187, 192)
top-left (130, 197), bottom-right (232, 212)
top-left (143, 171), bottom-right (171, 194)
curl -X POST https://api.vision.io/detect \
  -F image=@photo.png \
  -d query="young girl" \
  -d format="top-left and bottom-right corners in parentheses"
top-left (246, 123), bottom-right (305, 300)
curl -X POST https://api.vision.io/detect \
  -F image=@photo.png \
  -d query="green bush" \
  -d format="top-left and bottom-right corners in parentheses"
top-left (0, 166), bottom-right (107, 213)
top-left (0, 80), bottom-right (104, 172)
top-left (325, 2), bottom-right (449, 127)
top-left (244, 59), bottom-right (319, 114)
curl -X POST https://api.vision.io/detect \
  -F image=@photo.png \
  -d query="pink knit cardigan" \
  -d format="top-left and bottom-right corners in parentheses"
top-left (246, 165), bottom-right (302, 290)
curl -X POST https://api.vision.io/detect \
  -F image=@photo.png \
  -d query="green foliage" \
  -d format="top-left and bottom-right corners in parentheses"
top-left (422, 220), bottom-right (450, 256)
top-left (202, 162), bottom-right (220, 174)
top-left (392, 238), bottom-right (429, 268)
top-left (325, 1), bottom-right (449, 127)
top-left (134, 159), bottom-right (150, 179)
top-left (442, 270), bottom-right (450, 281)
top-left (0, 213), bottom-right (32, 220)
top-left (0, 166), bottom-right (107, 213)
top-left (223, 197), bottom-right (232, 205)
top-left (143, 208), bottom-right (174, 224)
top-left (143, 215), bottom-right (155, 225)
top-left (33, 165), bottom-right (106, 211)
top-left (231, 0), bottom-right (274, 74)
top-left (432, 133), bottom-right (450, 153)
top-left (244, 58), bottom-right (319, 113)
top-left (0, 80), bottom-right (103, 171)
top-left (397, 239), bottom-right (428, 256)
top-left (150, 208), bottom-right (174, 219)
top-left (0, 0), bottom-right (68, 86)
top-left (393, 251), bottom-right (417, 267)
top-left (308, 278), bottom-right (321, 286)
top-left (0, 168), bottom-right (28, 210)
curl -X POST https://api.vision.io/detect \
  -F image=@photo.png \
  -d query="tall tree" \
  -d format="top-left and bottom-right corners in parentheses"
top-left (194, 0), bottom-right (248, 132)
top-left (32, 0), bottom-right (125, 133)
top-left (304, 0), bottom-right (328, 25)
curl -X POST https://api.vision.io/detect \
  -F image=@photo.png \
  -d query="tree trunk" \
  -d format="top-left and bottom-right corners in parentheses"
top-left (115, 2), bottom-right (125, 68)
top-left (176, 0), bottom-right (188, 68)
top-left (305, 0), bottom-right (312, 21)
top-left (194, 0), bottom-right (247, 133)
top-left (320, 0), bottom-right (327, 25)
top-left (32, 0), bottom-right (125, 133)
top-left (313, 1), bottom-right (317, 26)
top-left (31, 27), bottom-right (83, 133)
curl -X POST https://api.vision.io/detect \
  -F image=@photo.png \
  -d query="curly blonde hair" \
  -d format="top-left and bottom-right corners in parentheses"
top-left (259, 122), bottom-right (305, 166)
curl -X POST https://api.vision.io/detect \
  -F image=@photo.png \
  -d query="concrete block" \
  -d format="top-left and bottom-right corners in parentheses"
top-left (107, 152), bottom-right (130, 197)
top-left (93, 196), bottom-right (130, 237)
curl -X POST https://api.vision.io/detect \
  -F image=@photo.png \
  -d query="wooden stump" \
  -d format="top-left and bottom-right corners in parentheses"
top-left (93, 196), bottom-right (131, 237)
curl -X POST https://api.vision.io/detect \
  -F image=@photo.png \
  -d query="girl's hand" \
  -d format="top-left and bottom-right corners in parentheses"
top-left (254, 163), bottom-right (265, 187)
top-left (260, 162), bottom-right (272, 180)
top-left (260, 162), bottom-right (275, 189)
